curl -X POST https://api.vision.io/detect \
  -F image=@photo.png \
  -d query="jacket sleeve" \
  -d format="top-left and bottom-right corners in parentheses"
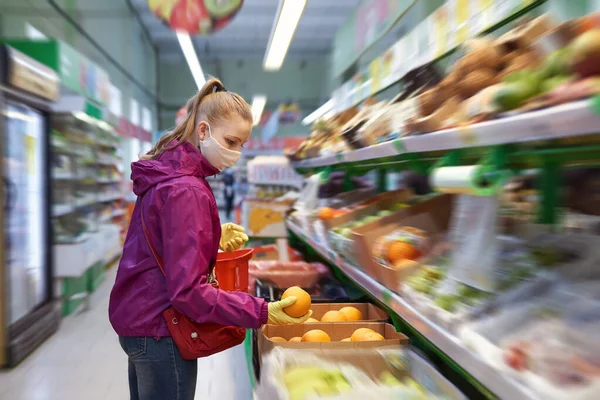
top-left (159, 186), bottom-right (268, 328)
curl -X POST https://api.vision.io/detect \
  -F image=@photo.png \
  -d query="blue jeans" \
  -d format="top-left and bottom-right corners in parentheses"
top-left (119, 337), bottom-right (197, 400)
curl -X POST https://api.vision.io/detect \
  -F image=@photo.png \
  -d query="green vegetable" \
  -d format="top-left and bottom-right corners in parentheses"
top-left (493, 80), bottom-right (539, 111)
top-left (540, 75), bottom-right (570, 94)
top-left (435, 294), bottom-right (458, 312)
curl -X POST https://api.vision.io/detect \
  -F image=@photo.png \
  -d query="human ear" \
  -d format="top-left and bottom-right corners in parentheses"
top-left (197, 121), bottom-right (208, 141)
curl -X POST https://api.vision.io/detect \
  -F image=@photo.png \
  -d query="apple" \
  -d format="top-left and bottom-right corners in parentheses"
top-left (169, 0), bottom-right (209, 34)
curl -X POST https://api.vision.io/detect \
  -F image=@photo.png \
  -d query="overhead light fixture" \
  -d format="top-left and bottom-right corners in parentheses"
top-left (176, 31), bottom-right (206, 89)
top-left (302, 99), bottom-right (334, 126)
top-left (251, 95), bottom-right (267, 126)
top-left (263, 0), bottom-right (307, 71)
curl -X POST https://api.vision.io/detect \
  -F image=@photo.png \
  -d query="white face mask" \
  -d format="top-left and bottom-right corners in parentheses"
top-left (198, 124), bottom-right (241, 171)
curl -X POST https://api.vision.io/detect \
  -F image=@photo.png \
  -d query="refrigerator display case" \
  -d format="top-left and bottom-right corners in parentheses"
top-left (0, 45), bottom-right (60, 367)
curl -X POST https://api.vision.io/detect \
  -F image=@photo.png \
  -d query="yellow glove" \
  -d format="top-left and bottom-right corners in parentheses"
top-left (267, 297), bottom-right (313, 325)
top-left (220, 223), bottom-right (248, 252)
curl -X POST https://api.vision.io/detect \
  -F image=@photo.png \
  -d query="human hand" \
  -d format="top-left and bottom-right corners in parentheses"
top-left (267, 297), bottom-right (313, 325)
top-left (219, 223), bottom-right (248, 252)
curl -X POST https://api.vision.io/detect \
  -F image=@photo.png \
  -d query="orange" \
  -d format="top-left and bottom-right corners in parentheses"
top-left (281, 286), bottom-right (312, 318)
top-left (318, 207), bottom-right (335, 220)
top-left (270, 336), bottom-right (287, 342)
top-left (320, 310), bottom-right (347, 322)
top-left (301, 329), bottom-right (331, 342)
top-left (339, 306), bottom-right (363, 321)
top-left (305, 317), bottom-right (320, 323)
top-left (387, 241), bottom-right (420, 263)
top-left (362, 331), bottom-right (385, 341)
top-left (341, 337), bottom-right (351, 342)
top-left (289, 337), bottom-right (302, 343)
top-left (350, 328), bottom-right (375, 342)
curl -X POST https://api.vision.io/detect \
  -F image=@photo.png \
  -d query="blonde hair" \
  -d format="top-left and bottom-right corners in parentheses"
top-left (142, 78), bottom-right (252, 160)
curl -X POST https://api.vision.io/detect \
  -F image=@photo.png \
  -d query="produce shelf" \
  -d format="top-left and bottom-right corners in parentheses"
top-left (292, 99), bottom-right (600, 171)
top-left (286, 220), bottom-right (536, 400)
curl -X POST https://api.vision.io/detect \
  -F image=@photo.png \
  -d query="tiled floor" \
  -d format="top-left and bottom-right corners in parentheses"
top-left (0, 267), bottom-right (253, 400)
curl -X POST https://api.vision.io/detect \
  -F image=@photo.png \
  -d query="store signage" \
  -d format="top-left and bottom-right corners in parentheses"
top-left (332, 0), bottom-right (416, 77)
top-left (130, 99), bottom-right (140, 126)
top-left (148, 0), bottom-right (244, 36)
top-left (58, 41), bottom-right (109, 105)
top-left (108, 84), bottom-right (122, 117)
top-left (244, 137), bottom-right (305, 151)
top-left (142, 107), bottom-right (152, 131)
top-left (5, 46), bottom-right (59, 101)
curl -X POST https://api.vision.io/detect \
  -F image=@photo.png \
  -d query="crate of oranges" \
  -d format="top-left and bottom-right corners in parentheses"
top-left (258, 287), bottom-right (407, 360)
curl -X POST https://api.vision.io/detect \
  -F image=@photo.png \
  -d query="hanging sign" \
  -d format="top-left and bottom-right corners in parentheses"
top-left (148, 0), bottom-right (244, 35)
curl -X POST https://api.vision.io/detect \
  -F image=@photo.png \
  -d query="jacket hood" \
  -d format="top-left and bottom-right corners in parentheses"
top-left (131, 141), bottom-right (219, 196)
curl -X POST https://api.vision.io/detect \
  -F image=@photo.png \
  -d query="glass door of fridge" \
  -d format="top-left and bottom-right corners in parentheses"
top-left (2, 102), bottom-right (48, 324)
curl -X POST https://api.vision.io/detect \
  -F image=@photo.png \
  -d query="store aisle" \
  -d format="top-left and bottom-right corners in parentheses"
top-left (0, 267), bottom-right (253, 400)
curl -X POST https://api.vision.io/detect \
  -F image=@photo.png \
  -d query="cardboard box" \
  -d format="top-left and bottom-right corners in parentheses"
top-left (310, 303), bottom-right (389, 322)
top-left (319, 189), bottom-right (414, 263)
top-left (258, 322), bottom-right (408, 358)
top-left (352, 194), bottom-right (454, 288)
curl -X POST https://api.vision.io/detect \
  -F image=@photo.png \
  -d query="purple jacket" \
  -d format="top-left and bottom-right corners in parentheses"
top-left (109, 141), bottom-right (268, 337)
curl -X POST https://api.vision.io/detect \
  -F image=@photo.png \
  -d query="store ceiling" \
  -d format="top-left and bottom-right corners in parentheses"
top-left (130, 0), bottom-right (360, 62)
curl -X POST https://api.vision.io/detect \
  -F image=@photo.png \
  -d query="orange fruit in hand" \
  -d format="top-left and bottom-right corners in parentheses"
top-left (301, 329), bottom-right (331, 342)
top-left (318, 207), bottom-right (335, 220)
top-left (339, 306), bottom-right (363, 321)
top-left (281, 286), bottom-right (312, 318)
top-left (320, 310), bottom-right (347, 322)
top-left (387, 241), bottom-right (420, 263)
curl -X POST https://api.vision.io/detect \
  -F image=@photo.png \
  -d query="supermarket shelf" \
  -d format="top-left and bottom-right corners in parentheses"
top-left (53, 172), bottom-right (85, 181)
top-left (292, 100), bottom-right (600, 170)
top-left (286, 220), bottom-right (536, 400)
top-left (52, 204), bottom-right (76, 217)
top-left (98, 193), bottom-right (124, 203)
top-left (96, 178), bottom-right (121, 184)
top-left (99, 209), bottom-right (126, 222)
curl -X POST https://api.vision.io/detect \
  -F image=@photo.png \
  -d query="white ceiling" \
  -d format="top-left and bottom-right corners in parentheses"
top-left (130, 0), bottom-right (361, 61)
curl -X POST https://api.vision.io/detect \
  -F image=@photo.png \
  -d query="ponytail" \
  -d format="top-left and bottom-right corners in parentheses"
top-left (142, 78), bottom-right (251, 160)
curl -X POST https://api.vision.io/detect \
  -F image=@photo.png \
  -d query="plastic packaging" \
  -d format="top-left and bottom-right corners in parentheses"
top-left (248, 261), bottom-right (329, 291)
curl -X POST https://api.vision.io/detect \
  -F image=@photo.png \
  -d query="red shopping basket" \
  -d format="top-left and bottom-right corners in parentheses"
top-left (215, 249), bottom-right (253, 292)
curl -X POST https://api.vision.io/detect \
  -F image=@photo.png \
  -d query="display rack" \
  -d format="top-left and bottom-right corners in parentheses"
top-left (51, 112), bottom-right (125, 315)
top-left (286, 221), bottom-right (534, 400)
top-left (292, 99), bottom-right (600, 171)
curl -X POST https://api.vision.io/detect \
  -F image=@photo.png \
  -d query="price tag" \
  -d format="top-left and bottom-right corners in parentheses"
top-left (452, 0), bottom-right (471, 45)
top-left (530, 121), bottom-right (553, 139)
top-left (382, 288), bottom-right (393, 307)
top-left (433, 6), bottom-right (450, 57)
top-left (457, 124), bottom-right (478, 146)
top-left (392, 138), bottom-right (406, 154)
top-left (369, 58), bottom-right (381, 94)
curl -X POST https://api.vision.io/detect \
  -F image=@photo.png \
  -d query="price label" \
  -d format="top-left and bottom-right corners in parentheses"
top-left (457, 124), bottom-right (478, 146)
top-left (369, 58), bottom-right (381, 94)
top-left (453, 0), bottom-right (471, 45)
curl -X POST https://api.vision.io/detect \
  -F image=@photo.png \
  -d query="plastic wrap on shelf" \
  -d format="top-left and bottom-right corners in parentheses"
top-left (255, 347), bottom-right (466, 400)
top-left (461, 283), bottom-right (600, 400)
top-left (248, 261), bottom-right (330, 293)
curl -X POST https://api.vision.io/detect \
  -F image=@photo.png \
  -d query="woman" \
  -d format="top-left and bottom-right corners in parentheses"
top-left (109, 78), bottom-right (311, 400)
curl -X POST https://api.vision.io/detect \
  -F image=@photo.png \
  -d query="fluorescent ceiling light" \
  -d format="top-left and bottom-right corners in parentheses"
top-left (176, 31), bottom-right (206, 89)
top-left (302, 99), bottom-right (334, 126)
top-left (251, 95), bottom-right (267, 126)
top-left (263, 0), bottom-right (307, 71)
